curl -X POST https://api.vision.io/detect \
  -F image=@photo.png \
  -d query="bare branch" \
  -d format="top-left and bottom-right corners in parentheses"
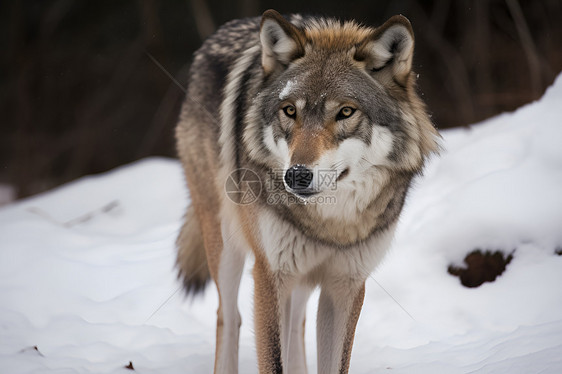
top-left (505, 0), bottom-right (542, 97)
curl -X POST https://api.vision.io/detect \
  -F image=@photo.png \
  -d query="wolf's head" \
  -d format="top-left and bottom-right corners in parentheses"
top-left (245, 10), bottom-right (439, 201)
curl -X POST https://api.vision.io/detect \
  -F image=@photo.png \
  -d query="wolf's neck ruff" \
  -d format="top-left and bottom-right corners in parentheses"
top-left (274, 170), bottom-right (413, 247)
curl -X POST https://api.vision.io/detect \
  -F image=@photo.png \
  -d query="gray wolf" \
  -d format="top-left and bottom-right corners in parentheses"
top-left (175, 9), bottom-right (439, 373)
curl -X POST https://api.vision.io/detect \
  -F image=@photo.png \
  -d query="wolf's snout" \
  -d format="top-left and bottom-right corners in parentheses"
top-left (284, 164), bottom-right (313, 190)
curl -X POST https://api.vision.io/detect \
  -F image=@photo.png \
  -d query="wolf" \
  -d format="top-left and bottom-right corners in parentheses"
top-left (175, 9), bottom-right (439, 374)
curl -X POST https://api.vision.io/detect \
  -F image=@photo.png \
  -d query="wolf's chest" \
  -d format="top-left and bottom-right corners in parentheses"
top-left (256, 209), bottom-right (396, 279)
top-left (256, 209), bottom-right (328, 275)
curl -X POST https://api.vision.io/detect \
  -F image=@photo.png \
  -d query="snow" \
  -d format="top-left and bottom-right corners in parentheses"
top-left (279, 79), bottom-right (295, 99)
top-left (2, 73), bottom-right (562, 373)
top-left (0, 184), bottom-right (15, 207)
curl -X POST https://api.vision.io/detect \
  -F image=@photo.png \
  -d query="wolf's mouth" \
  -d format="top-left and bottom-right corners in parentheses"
top-left (293, 189), bottom-right (318, 198)
top-left (337, 168), bottom-right (350, 181)
top-left (285, 187), bottom-right (319, 199)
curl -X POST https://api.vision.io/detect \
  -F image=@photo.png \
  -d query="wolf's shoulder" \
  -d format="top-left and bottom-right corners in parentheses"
top-left (196, 16), bottom-right (261, 57)
top-left (195, 14), bottom-right (322, 58)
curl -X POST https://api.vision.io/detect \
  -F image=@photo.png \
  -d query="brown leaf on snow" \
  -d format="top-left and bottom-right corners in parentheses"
top-left (19, 345), bottom-right (44, 357)
top-left (124, 361), bottom-right (135, 370)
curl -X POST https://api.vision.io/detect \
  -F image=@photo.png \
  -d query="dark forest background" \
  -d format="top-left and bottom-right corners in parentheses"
top-left (1, 0), bottom-right (561, 200)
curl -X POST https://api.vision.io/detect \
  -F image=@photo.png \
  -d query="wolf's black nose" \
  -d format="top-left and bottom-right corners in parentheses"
top-left (284, 165), bottom-right (313, 190)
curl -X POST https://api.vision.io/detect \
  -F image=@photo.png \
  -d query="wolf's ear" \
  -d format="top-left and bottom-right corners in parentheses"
top-left (356, 15), bottom-right (414, 86)
top-left (260, 9), bottom-right (305, 75)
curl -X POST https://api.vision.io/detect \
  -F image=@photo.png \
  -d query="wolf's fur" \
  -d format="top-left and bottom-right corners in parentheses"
top-left (176, 205), bottom-right (210, 294)
top-left (176, 9), bottom-right (439, 373)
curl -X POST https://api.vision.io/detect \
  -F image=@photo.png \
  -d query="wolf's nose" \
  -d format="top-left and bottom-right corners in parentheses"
top-left (284, 164), bottom-right (313, 190)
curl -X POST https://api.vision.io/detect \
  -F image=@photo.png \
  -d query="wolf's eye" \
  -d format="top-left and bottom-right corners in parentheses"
top-left (282, 105), bottom-right (297, 119)
top-left (336, 107), bottom-right (356, 121)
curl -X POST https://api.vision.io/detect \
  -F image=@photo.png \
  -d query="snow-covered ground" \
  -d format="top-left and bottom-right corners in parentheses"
top-left (0, 184), bottom-right (15, 207)
top-left (1, 74), bottom-right (562, 373)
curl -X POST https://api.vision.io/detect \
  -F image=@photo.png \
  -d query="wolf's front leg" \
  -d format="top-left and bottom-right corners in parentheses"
top-left (316, 280), bottom-right (366, 374)
top-left (252, 256), bottom-right (288, 373)
top-left (281, 285), bottom-right (312, 374)
top-left (214, 242), bottom-right (246, 374)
